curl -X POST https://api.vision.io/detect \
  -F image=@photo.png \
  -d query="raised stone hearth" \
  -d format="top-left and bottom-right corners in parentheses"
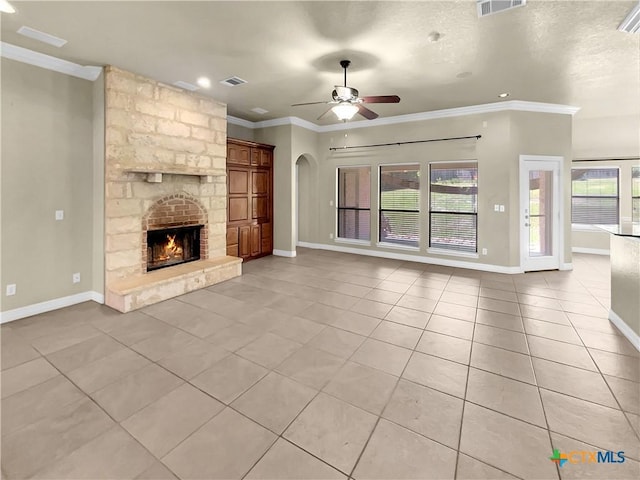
top-left (104, 66), bottom-right (240, 312)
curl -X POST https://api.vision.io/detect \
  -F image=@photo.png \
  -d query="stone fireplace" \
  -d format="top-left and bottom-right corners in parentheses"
top-left (103, 66), bottom-right (241, 313)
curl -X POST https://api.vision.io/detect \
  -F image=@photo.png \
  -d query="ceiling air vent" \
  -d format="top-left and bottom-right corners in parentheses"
top-left (220, 76), bottom-right (247, 87)
top-left (618, 1), bottom-right (640, 33)
top-left (477, 0), bottom-right (526, 18)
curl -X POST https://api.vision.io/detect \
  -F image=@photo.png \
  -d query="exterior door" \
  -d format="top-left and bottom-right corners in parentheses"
top-left (520, 156), bottom-right (562, 272)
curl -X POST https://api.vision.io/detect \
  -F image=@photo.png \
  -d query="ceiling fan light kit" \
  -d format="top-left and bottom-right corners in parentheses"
top-left (332, 103), bottom-right (359, 121)
top-left (292, 59), bottom-right (400, 122)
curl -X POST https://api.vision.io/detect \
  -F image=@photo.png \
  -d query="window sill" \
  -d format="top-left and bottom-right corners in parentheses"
top-left (377, 242), bottom-right (420, 252)
top-left (335, 238), bottom-right (371, 246)
top-left (572, 224), bottom-right (615, 233)
top-left (427, 248), bottom-right (479, 259)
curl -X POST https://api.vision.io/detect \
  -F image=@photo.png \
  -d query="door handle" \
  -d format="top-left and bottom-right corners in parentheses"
top-left (524, 223), bottom-right (530, 227)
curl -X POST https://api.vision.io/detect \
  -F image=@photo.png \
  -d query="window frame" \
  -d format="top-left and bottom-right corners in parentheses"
top-left (570, 166), bottom-right (620, 227)
top-left (377, 163), bottom-right (421, 249)
top-left (633, 166), bottom-right (640, 224)
top-left (336, 166), bottom-right (371, 243)
top-left (428, 161), bottom-right (479, 255)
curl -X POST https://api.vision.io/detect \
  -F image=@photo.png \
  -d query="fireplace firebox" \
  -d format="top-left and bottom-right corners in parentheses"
top-left (147, 225), bottom-right (201, 271)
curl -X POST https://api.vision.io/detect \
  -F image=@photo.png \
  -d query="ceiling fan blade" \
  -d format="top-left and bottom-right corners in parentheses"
top-left (357, 104), bottom-right (379, 120)
top-left (291, 101), bottom-right (329, 107)
top-left (360, 95), bottom-right (401, 104)
top-left (317, 107), bottom-right (334, 120)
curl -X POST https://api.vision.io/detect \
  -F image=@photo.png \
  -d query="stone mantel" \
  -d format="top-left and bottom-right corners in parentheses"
top-left (124, 166), bottom-right (226, 183)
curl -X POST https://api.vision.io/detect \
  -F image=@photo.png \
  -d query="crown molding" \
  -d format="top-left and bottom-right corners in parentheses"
top-left (228, 100), bottom-right (580, 133)
top-left (1, 42), bottom-right (102, 81)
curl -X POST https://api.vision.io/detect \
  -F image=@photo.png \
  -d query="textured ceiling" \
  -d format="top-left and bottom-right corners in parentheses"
top-left (1, 1), bottom-right (639, 124)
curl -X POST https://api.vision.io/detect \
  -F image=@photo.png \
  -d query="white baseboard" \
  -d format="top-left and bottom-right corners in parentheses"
top-left (609, 309), bottom-right (640, 352)
top-left (296, 241), bottom-right (523, 274)
top-left (273, 249), bottom-right (297, 258)
top-left (572, 247), bottom-right (610, 256)
top-left (0, 291), bottom-right (104, 324)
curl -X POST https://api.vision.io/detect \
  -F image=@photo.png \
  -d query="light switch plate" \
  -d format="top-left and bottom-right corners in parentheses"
top-left (6, 284), bottom-right (16, 296)
top-left (55, 210), bottom-right (64, 220)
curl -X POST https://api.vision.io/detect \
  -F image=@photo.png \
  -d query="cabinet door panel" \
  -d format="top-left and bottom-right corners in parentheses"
top-left (252, 171), bottom-right (268, 194)
top-left (228, 144), bottom-right (250, 165)
top-left (228, 198), bottom-right (249, 222)
top-left (239, 226), bottom-right (251, 258)
top-left (226, 227), bottom-right (238, 245)
top-left (251, 225), bottom-right (261, 256)
top-left (229, 169), bottom-right (249, 194)
top-left (250, 148), bottom-right (260, 166)
top-left (260, 149), bottom-right (272, 167)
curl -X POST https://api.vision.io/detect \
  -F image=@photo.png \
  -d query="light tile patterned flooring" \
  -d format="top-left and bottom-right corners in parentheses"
top-left (1, 249), bottom-right (639, 479)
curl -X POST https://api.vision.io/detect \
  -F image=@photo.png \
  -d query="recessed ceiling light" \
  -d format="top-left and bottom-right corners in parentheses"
top-left (17, 26), bottom-right (67, 47)
top-left (498, 92), bottom-right (510, 98)
top-left (197, 77), bottom-right (211, 89)
top-left (251, 107), bottom-right (268, 114)
top-left (173, 81), bottom-right (199, 91)
top-left (0, 1), bottom-right (15, 14)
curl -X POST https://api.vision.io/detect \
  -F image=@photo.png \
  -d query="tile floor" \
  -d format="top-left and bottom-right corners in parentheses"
top-left (1, 249), bottom-right (639, 479)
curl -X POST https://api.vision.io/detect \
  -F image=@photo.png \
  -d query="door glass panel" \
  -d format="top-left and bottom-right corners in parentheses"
top-left (529, 170), bottom-right (553, 257)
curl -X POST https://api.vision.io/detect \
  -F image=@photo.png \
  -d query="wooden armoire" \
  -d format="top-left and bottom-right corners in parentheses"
top-left (226, 138), bottom-right (274, 261)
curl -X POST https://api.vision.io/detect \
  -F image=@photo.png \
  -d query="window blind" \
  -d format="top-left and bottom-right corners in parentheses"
top-left (337, 167), bottom-right (371, 240)
top-left (429, 162), bottom-right (478, 253)
top-left (571, 168), bottom-right (619, 225)
top-left (379, 165), bottom-right (420, 247)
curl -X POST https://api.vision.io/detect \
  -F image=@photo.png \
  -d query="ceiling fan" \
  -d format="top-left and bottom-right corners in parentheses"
top-left (292, 60), bottom-right (400, 121)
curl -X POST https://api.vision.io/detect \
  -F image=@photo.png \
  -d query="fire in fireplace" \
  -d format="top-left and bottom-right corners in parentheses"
top-left (147, 225), bottom-right (201, 271)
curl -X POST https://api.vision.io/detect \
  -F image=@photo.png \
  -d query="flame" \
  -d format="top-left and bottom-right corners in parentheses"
top-left (157, 234), bottom-right (183, 261)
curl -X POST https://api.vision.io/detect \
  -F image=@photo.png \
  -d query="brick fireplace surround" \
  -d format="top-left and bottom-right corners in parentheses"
top-left (103, 66), bottom-right (241, 313)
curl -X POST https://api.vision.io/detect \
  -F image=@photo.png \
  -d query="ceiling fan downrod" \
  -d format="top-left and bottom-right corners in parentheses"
top-left (340, 59), bottom-right (350, 87)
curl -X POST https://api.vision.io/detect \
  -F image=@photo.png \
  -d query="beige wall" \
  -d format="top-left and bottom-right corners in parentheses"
top-left (573, 113), bottom-right (640, 160)
top-left (254, 125), bottom-right (294, 252)
top-left (1, 58), bottom-right (96, 311)
top-left (510, 111), bottom-right (574, 264)
top-left (92, 72), bottom-right (105, 294)
top-left (227, 123), bottom-right (255, 142)
top-left (610, 235), bottom-right (640, 339)
top-left (254, 111), bottom-right (572, 270)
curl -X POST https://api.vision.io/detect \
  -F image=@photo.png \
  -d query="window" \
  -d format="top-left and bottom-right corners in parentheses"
top-left (429, 163), bottom-right (478, 253)
top-left (337, 167), bottom-right (370, 240)
top-left (633, 166), bottom-right (640, 223)
top-left (571, 168), bottom-right (619, 225)
top-left (379, 165), bottom-right (420, 247)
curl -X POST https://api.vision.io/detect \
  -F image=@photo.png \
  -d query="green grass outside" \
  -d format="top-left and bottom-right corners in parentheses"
top-left (571, 178), bottom-right (617, 196)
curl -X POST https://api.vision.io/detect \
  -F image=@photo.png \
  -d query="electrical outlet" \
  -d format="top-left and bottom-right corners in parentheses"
top-left (482, 248), bottom-right (488, 255)
top-left (6, 284), bottom-right (16, 296)
top-left (329, 200), bottom-right (334, 206)
top-left (499, 205), bottom-right (505, 212)
top-left (72, 273), bottom-right (81, 284)
top-left (494, 204), bottom-right (499, 212)
top-left (55, 210), bottom-right (64, 220)
top-left (329, 233), bottom-right (334, 239)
